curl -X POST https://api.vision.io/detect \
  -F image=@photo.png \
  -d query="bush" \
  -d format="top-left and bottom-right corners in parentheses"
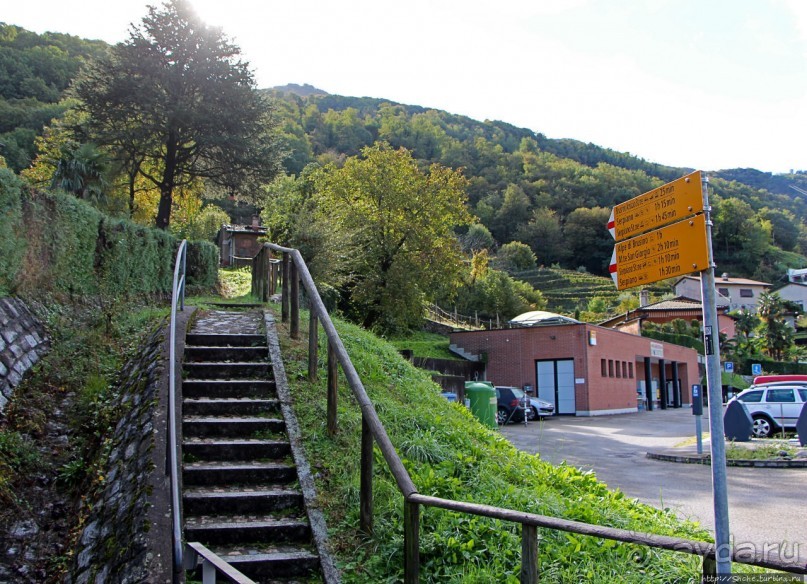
top-left (186, 240), bottom-right (219, 288)
top-left (4, 186), bottom-right (219, 299)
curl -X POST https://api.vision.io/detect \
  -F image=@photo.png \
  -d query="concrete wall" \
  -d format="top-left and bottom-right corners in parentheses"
top-left (0, 298), bottom-right (49, 414)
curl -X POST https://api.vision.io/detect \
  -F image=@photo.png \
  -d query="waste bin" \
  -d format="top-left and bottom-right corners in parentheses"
top-left (466, 381), bottom-right (497, 428)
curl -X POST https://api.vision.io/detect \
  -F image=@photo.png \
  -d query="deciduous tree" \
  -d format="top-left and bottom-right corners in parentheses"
top-left (312, 143), bottom-right (471, 332)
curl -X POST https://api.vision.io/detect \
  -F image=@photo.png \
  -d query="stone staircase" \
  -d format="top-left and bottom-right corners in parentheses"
top-left (181, 310), bottom-right (322, 582)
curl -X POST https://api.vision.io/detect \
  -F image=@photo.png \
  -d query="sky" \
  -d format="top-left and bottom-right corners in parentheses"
top-left (4, 0), bottom-right (806, 174)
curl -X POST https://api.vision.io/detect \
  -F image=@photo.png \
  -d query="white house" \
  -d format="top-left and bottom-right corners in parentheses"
top-left (673, 274), bottom-right (771, 312)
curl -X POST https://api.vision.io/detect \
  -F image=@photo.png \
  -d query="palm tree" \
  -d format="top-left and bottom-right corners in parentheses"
top-left (51, 142), bottom-right (109, 202)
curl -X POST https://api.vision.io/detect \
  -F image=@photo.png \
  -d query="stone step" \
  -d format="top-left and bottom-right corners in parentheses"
top-left (183, 416), bottom-right (285, 438)
top-left (183, 362), bottom-right (271, 380)
top-left (195, 545), bottom-right (320, 580)
top-left (184, 346), bottom-right (268, 363)
top-left (183, 438), bottom-right (291, 462)
top-left (182, 379), bottom-right (277, 399)
top-left (183, 487), bottom-right (304, 516)
top-left (184, 515), bottom-right (310, 546)
top-left (186, 333), bottom-right (266, 347)
top-left (183, 461), bottom-right (297, 486)
top-left (183, 397), bottom-right (280, 417)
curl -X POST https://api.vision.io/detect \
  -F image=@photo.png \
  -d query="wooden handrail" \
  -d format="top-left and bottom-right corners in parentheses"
top-left (253, 242), bottom-right (807, 581)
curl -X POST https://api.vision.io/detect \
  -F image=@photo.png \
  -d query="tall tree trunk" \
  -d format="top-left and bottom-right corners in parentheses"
top-left (155, 135), bottom-right (178, 230)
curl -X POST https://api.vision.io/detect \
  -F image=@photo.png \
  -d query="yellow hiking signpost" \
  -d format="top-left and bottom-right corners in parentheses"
top-left (607, 170), bottom-right (703, 242)
top-left (609, 214), bottom-right (709, 290)
top-left (608, 171), bottom-right (707, 290)
top-left (605, 169), bottom-right (733, 576)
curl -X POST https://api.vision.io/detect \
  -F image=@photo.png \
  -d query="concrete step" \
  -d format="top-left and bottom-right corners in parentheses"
top-left (182, 379), bottom-right (276, 399)
top-left (184, 346), bottom-right (268, 363)
top-left (183, 397), bottom-right (280, 417)
top-left (183, 438), bottom-right (291, 462)
top-left (183, 362), bottom-right (271, 380)
top-left (196, 545), bottom-right (320, 580)
top-left (186, 333), bottom-right (265, 347)
top-left (183, 416), bottom-right (285, 438)
top-left (183, 487), bottom-right (304, 516)
top-left (183, 461), bottom-right (297, 486)
top-left (184, 515), bottom-right (310, 546)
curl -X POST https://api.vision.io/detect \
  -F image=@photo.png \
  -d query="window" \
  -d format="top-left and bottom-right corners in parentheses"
top-left (616, 361), bottom-right (622, 378)
top-left (608, 360), bottom-right (614, 377)
top-left (718, 288), bottom-right (729, 297)
top-left (739, 289), bottom-right (754, 298)
top-left (766, 389), bottom-right (795, 403)
top-left (628, 362), bottom-right (634, 379)
top-left (601, 359), bottom-right (607, 377)
top-left (799, 389), bottom-right (807, 402)
top-left (738, 390), bottom-right (763, 403)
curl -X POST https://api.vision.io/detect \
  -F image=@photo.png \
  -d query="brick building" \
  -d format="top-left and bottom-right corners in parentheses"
top-left (449, 319), bottom-right (699, 416)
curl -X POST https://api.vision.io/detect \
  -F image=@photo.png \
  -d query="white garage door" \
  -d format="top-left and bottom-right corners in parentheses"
top-left (537, 359), bottom-right (576, 415)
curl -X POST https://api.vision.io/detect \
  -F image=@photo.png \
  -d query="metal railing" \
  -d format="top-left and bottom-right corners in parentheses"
top-left (184, 542), bottom-right (257, 584)
top-left (253, 242), bottom-right (807, 583)
top-left (168, 239), bottom-right (187, 576)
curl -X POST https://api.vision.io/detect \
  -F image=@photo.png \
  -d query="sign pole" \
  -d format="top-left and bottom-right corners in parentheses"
top-left (699, 174), bottom-right (732, 574)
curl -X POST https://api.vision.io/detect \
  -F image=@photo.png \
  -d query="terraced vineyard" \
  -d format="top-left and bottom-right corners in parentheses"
top-left (512, 267), bottom-right (669, 314)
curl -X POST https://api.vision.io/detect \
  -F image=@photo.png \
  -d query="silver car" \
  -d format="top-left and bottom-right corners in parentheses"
top-left (731, 385), bottom-right (807, 438)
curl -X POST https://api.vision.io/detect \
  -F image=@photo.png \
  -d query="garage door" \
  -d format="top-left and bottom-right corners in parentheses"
top-left (537, 359), bottom-right (576, 415)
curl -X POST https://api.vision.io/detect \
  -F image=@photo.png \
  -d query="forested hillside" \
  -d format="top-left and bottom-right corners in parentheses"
top-left (0, 24), bottom-right (107, 171)
top-left (2, 22), bottom-right (806, 288)
top-left (268, 86), bottom-right (807, 282)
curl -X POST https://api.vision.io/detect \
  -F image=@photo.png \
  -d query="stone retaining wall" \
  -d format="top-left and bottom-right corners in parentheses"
top-left (0, 298), bottom-right (49, 414)
top-left (67, 323), bottom-right (173, 584)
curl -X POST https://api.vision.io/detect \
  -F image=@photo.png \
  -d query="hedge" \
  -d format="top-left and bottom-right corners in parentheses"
top-left (0, 173), bottom-right (218, 298)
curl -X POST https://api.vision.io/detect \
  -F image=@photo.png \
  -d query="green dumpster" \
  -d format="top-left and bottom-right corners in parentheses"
top-left (466, 381), bottom-right (497, 428)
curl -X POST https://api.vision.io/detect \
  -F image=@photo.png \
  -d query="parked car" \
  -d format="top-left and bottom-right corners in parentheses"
top-left (494, 386), bottom-right (530, 425)
top-left (730, 385), bottom-right (807, 438)
top-left (525, 397), bottom-right (555, 420)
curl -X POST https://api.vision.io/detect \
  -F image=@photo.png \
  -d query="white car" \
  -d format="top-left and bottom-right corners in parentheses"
top-left (731, 385), bottom-right (807, 438)
top-left (525, 397), bottom-right (555, 420)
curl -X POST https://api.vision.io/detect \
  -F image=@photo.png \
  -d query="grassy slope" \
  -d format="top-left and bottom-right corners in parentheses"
top-left (277, 309), bottom-right (712, 583)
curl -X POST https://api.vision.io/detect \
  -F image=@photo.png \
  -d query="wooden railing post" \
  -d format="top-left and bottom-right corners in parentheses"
top-left (701, 556), bottom-right (717, 583)
top-left (290, 259), bottom-right (300, 339)
top-left (404, 500), bottom-right (420, 584)
top-left (521, 524), bottom-right (538, 583)
top-left (360, 413), bottom-right (374, 535)
top-left (327, 340), bottom-right (338, 436)
top-left (308, 311), bottom-right (319, 381)
top-left (269, 259), bottom-right (277, 297)
top-left (281, 253), bottom-right (289, 323)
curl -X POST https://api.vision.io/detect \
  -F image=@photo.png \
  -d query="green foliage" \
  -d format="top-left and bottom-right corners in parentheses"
top-left (0, 23), bottom-right (107, 172)
top-left (183, 204), bottom-right (230, 242)
top-left (73, 0), bottom-right (282, 228)
top-left (756, 291), bottom-right (796, 361)
top-left (0, 168), bottom-right (26, 294)
top-left (642, 321), bottom-right (705, 354)
top-left (312, 143), bottom-right (471, 332)
top-left (453, 268), bottom-right (546, 321)
top-left (185, 240), bottom-right (219, 289)
top-left (4, 185), bottom-right (216, 298)
top-left (495, 241), bottom-right (537, 273)
top-left (388, 331), bottom-right (458, 360)
top-left (281, 311), bottom-right (710, 582)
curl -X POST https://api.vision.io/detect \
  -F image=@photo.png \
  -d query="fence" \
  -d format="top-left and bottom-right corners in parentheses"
top-left (253, 242), bottom-right (807, 583)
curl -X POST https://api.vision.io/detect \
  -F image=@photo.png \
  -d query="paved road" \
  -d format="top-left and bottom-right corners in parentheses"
top-left (501, 408), bottom-right (807, 565)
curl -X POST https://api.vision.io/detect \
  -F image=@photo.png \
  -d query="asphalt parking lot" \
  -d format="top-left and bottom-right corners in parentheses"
top-left (500, 408), bottom-right (806, 565)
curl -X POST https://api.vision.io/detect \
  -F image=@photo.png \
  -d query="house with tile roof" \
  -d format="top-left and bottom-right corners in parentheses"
top-left (673, 274), bottom-right (771, 313)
